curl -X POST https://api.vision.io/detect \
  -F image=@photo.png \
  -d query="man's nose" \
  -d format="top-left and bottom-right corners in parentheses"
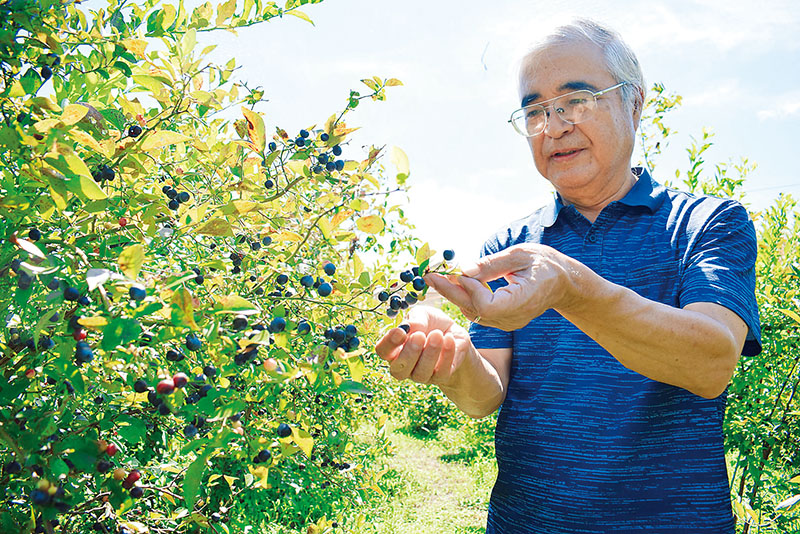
top-left (543, 109), bottom-right (573, 138)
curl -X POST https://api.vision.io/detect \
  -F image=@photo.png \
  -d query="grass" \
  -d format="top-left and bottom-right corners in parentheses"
top-left (352, 423), bottom-right (497, 534)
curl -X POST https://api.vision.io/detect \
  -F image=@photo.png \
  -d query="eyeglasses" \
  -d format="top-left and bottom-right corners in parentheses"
top-left (508, 82), bottom-right (628, 137)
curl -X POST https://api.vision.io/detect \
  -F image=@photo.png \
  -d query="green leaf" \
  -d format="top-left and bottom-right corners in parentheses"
top-left (184, 450), bottom-right (211, 511)
top-left (116, 416), bottom-right (147, 444)
top-left (113, 60), bottom-right (132, 77)
top-left (338, 380), bottom-right (372, 395)
top-left (101, 318), bottom-right (142, 351)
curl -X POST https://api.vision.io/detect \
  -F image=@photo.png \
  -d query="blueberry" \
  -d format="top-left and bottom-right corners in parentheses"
top-left (295, 137), bottom-right (305, 147)
top-left (47, 278), bottom-right (60, 291)
top-left (129, 286), bottom-right (146, 301)
top-left (28, 228), bottom-right (41, 241)
top-left (186, 334), bottom-right (202, 351)
top-left (166, 349), bottom-right (184, 362)
top-left (99, 165), bottom-right (115, 181)
top-left (31, 489), bottom-right (51, 505)
top-left (299, 129), bottom-right (309, 138)
top-left (318, 154), bottom-right (328, 164)
top-left (405, 292), bottom-right (418, 304)
top-left (412, 276), bottom-right (426, 291)
top-left (129, 486), bottom-right (144, 498)
top-left (332, 145), bottom-right (342, 156)
top-left (313, 165), bottom-right (323, 174)
top-left (96, 460), bottom-right (112, 473)
top-left (203, 365), bottom-right (217, 378)
top-left (268, 142), bottom-right (277, 151)
top-left (325, 161), bottom-right (336, 172)
top-left (269, 316), bottom-right (286, 333)
top-left (168, 199), bottom-right (180, 210)
top-left (411, 266), bottom-right (420, 277)
top-left (317, 282), bottom-right (332, 297)
top-left (162, 185), bottom-right (171, 193)
top-left (399, 271), bottom-right (414, 283)
top-left (262, 236), bottom-right (272, 246)
top-left (277, 423), bottom-right (292, 438)
top-left (389, 295), bottom-right (402, 310)
top-left (40, 66), bottom-right (52, 81)
top-left (5, 461), bottom-right (22, 474)
top-left (194, 274), bottom-right (205, 285)
top-left (296, 320), bottom-right (311, 334)
top-left (133, 379), bottom-right (148, 393)
top-left (232, 315), bottom-right (248, 331)
top-left (443, 249), bottom-right (455, 261)
top-left (64, 287), bottom-right (80, 301)
top-left (264, 179), bottom-right (274, 189)
top-left (399, 324), bottom-right (410, 333)
top-left (77, 295), bottom-right (91, 306)
top-left (345, 324), bottom-right (357, 338)
top-left (128, 125), bottom-right (142, 138)
top-left (332, 329), bottom-right (345, 344)
top-left (300, 275), bottom-right (314, 287)
top-left (257, 449), bottom-right (272, 463)
top-left (323, 263), bottom-right (336, 276)
top-left (335, 160), bottom-right (344, 171)
top-left (320, 133), bottom-right (329, 141)
top-left (158, 403), bottom-right (171, 415)
top-left (183, 424), bottom-right (198, 438)
top-left (165, 188), bottom-right (178, 199)
top-left (177, 191), bottom-right (190, 203)
top-left (276, 273), bottom-right (289, 285)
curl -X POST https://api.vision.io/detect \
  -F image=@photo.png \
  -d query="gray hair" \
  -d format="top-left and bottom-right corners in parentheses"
top-left (520, 18), bottom-right (646, 114)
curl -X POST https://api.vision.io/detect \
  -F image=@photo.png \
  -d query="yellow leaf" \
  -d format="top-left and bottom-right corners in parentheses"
top-left (162, 492), bottom-right (176, 505)
top-left (60, 104), bottom-right (88, 125)
top-left (223, 475), bottom-right (236, 488)
top-left (318, 218), bottom-right (332, 240)
top-left (69, 129), bottom-right (107, 157)
top-left (208, 474), bottom-right (222, 483)
top-left (391, 146), bottom-right (410, 183)
top-left (220, 200), bottom-right (259, 215)
top-left (121, 39), bottom-right (148, 58)
top-left (385, 78), bottom-right (403, 87)
top-left (118, 244), bottom-right (145, 279)
top-left (141, 131), bottom-right (192, 151)
top-left (240, 107), bottom-right (265, 152)
top-left (291, 428), bottom-right (314, 457)
top-left (197, 218), bottom-right (233, 236)
top-left (356, 215), bottom-right (384, 234)
top-left (213, 295), bottom-right (259, 315)
top-left (78, 316), bottom-right (109, 329)
top-left (286, 8), bottom-right (314, 25)
top-left (171, 287), bottom-right (199, 329)
top-left (215, 0), bottom-right (237, 25)
top-left (415, 243), bottom-right (433, 265)
top-left (780, 308), bottom-right (800, 325)
top-left (274, 231), bottom-right (302, 242)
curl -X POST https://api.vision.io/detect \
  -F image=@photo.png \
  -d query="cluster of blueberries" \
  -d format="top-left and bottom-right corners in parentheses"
top-left (266, 130), bottom-right (346, 178)
top-left (377, 249), bottom-right (454, 316)
top-left (323, 323), bottom-right (360, 353)
top-left (161, 185), bottom-right (191, 211)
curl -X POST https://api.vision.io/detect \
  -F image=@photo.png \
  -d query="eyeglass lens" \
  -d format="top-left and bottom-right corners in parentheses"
top-left (514, 90), bottom-right (596, 136)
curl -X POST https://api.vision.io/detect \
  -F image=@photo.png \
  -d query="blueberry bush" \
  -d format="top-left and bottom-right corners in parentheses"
top-left (0, 1), bottom-right (441, 532)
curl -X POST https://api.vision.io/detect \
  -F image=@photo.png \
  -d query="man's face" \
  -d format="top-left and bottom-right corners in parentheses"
top-left (518, 40), bottom-right (640, 201)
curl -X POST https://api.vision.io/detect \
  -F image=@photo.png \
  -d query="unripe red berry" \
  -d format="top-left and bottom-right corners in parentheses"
top-left (73, 329), bottom-right (87, 341)
top-left (118, 217), bottom-right (128, 227)
top-left (156, 378), bottom-right (175, 395)
top-left (172, 372), bottom-right (189, 388)
top-left (105, 443), bottom-right (117, 456)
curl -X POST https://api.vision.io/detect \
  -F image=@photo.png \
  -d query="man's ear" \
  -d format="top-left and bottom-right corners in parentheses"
top-left (632, 86), bottom-right (645, 130)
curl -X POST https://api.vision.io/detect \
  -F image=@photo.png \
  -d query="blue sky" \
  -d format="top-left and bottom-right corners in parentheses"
top-left (196, 0), bottom-right (800, 261)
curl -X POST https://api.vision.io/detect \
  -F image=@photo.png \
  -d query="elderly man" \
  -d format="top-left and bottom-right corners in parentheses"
top-left (375, 18), bottom-right (761, 534)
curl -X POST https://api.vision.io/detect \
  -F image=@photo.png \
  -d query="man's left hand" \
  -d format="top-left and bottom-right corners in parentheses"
top-left (425, 243), bottom-right (575, 331)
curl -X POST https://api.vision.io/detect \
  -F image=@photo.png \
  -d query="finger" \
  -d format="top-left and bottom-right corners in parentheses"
top-left (460, 246), bottom-right (531, 282)
top-left (375, 328), bottom-right (407, 361)
top-left (431, 333), bottom-right (457, 384)
top-left (457, 275), bottom-right (497, 314)
top-left (389, 331), bottom-right (426, 380)
top-left (409, 330), bottom-right (444, 383)
top-left (425, 272), bottom-right (474, 311)
top-left (404, 305), bottom-right (433, 334)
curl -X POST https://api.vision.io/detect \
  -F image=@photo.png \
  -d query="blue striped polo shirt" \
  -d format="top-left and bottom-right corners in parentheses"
top-left (470, 168), bottom-right (761, 534)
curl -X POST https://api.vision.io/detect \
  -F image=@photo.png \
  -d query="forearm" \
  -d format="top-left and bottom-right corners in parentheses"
top-left (438, 345), bottom-right (506, 419)
top-left (555, 259), bottom-right (741, 399)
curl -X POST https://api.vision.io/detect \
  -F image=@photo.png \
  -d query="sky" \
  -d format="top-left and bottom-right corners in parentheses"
top-left (190, 0), bottom-right (800, 262)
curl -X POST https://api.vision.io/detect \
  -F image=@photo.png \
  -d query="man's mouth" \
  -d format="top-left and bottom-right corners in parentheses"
top-left (552, 149), bottom-right (581, 158)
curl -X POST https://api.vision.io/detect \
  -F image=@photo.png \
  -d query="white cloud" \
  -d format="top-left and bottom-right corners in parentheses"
top-left (757, 92), bottom-right (800, 121)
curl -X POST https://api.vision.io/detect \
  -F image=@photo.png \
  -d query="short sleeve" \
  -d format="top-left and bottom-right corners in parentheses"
top-left (468, 239), bottom-right (513, 350)
top-left (679, 201), bottom-right (761, 356)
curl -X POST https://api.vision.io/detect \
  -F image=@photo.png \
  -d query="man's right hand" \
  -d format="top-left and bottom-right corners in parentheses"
top-left (375, 306), bottom-right (472, 387)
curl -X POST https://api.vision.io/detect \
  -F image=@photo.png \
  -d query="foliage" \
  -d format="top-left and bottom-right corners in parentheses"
top-left (0, 0), bottom-right (437, 533)
top-left (643, 84), bottom-right (800, 533)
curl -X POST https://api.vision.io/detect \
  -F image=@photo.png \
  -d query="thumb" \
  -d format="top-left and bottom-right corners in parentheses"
top-left (461, 247), bottom-right (529, 282)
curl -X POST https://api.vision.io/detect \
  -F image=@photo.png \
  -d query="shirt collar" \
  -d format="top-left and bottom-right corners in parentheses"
top-left (538, 167), bottom-right (666, 228)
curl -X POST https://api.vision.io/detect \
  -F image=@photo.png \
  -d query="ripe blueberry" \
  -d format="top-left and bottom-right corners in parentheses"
top-left (443, 249), bottom-right (455, 261)
top-left (299, 129), bottom-right (309, 138)
top-left (269, 316), bottom-right (286, 333)
top-left (185, 334), bottom-right (202, 351)
top-left (399, 270), bottom-right (413, 283)
top-left (276, 273), bottom-right (289, 285)
top-left (317, 282), bottom-right (332, 297)
top-left (64, 287), bottom-right (80, 301)
top-left (133, 379), bottom-right (148, 393)
top-left (323, 263), bottom-right (336, 276)
top-left (277, 423), bottom-right (292, 438)
top-left (128, 125), bottom-right (142, 138)
top-left (320, 133), bottom-right (329, 141)
top-left (28, 228), bottom-right (41, 241)
top-left (332, 145), bottom-right (342, 156)
top-left (412, 276), bottom-right (426, 291)
top-left (268, 142), bottom-right (277, 151)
